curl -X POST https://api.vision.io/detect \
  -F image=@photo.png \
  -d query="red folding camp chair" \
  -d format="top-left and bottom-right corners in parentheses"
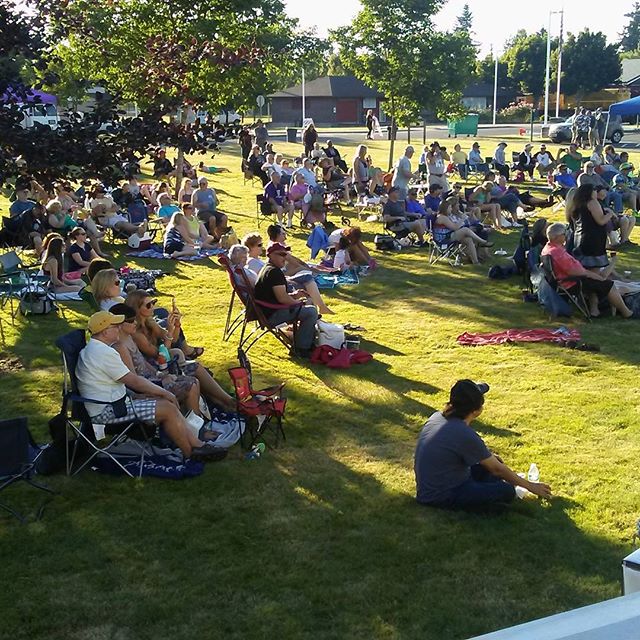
top-left (228, 353), bottom-right (287, 448)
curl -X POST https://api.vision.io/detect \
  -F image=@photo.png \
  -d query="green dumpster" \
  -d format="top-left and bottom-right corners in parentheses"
top-left (447, 113), bottom-right (479, 138)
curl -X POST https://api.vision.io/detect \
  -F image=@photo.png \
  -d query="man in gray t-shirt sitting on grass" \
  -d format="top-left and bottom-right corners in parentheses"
top-left (414, 380), bottom-right (552, 510)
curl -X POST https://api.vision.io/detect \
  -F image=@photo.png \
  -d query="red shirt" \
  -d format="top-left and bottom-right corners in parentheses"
top-left (541, 242), bottom-right (586, 288)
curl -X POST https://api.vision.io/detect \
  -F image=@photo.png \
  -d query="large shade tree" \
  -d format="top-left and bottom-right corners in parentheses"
top-left (556, 30), bottom-right (621, 102)
top-left (333, 0), bottom-right (476, 168)
top-left (619, 2), bottom-right (640, 53)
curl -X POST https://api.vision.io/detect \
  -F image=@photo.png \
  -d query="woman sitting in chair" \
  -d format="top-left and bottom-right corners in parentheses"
top-left (40, 233), bottom-right (85, 293)
top-left (541, 222), bottom-right (633, 319)
top-left (434, 199), bottom-right (493, 265)
top-left (242, 232), bottom-right (266, 274)
top-left (228, 244), bottom-right (258, 287)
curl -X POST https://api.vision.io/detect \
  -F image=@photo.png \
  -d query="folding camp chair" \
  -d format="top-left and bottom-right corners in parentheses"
top-left (55, 330), bottom-right (158, 477)
top-left (0, 417), bottom-right (55, 523)
top-left (218, 255), bottom-right (302, 354)
top-left (467, 162), bottom-right (490, 185)
top-left (228, 349), bottom-right (287, 448)
top-left (426, 216), bottom-right (463, 266)
top-left (0, 250), bottom-right (51, 322)
top-left (541, 254), bottom-right (591, 321)
top-left (219, 254), bottom-right (247, 342)
top-left (256, 194), bottom-right (275, 228)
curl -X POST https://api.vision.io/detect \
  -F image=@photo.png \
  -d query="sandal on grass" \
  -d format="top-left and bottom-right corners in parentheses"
top-left (187, 346), bottom-right (205, 358)
top-left (344, 323), bottom-right (366, 332)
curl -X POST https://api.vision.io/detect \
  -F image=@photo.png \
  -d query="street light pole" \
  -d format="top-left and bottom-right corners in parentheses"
top-left (493, 46), bottom-right (498, 126)
top-left (301, 67), bottom-right (306, 125)
top-left (555, 9), bottom-right (564, 118)
top-left (543, 11), bottom-right (552, 125)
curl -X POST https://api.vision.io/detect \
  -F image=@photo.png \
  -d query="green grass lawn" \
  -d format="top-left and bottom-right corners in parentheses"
top-left (1, 134), bottom-right (640, 640)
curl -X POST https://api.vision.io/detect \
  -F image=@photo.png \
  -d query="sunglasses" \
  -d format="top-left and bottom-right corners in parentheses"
top-left (144, 299), bottom-right (157, 309)
top-left (114, 279), bottom-right (121, 286)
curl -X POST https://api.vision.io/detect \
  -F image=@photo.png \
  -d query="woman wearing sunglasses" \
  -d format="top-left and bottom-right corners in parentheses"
top-left (91, 268), bottom-right (125, 311)
top-left (66, 227), bottom-right (100, 275)
top-left (124, 290), bottom-right (235, 411)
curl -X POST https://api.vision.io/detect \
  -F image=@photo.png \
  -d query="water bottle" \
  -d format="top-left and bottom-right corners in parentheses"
top-left (244, 442), bottom-right (265, 460)
top-left (527, 463), bottom-right (540, 484)
top-left (158, 344), bottom-right (171, 362)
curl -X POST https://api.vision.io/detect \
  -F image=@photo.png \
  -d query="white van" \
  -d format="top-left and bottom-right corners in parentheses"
top-left (20, 103), bottom-right (59, 129)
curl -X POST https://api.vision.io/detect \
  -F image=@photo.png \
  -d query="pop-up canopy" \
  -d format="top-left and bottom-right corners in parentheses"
top-left (1, 87), bottom-right (57, 104)
top-left (609, 95), bottom-right (640, 118)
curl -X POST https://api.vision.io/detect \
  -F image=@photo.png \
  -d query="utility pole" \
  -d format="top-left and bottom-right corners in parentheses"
top-left (493, 45), bottom-right (499, 126)
top-left (301, 68), bottom-right (306, 126)
top-left (555, 9), bottom-right (564, 118)
top-left (543, 12), bottom-right (552, 125)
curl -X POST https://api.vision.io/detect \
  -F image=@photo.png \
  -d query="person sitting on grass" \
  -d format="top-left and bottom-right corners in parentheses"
top-left (66, 227), bottom-right (99, 275)
top-left (264, 172), bottom-right (294, 228)
top-left (76, 310), bottom-right (220, 461)
top-left (191, 177), bottom-right (227, 241)
top-left (434, 199), bottom-right (493, 265)
top-left (157, 193), bottom-right (181, 223)
top-left (40, 233), bottom-right (84, 293)
top-left (46, 199), bottom-right (78, 235)
top-left (89, 184), bottom-right (148, 239)
top-left (469, 181), bottom-right (501, 229)
top-left (382, 187), bottom-right (427, 244)
top-left (242, 232), bottom-right (265, 274)
top-left (333, 236), bottom-right (354, 272)
top-left (125, 288), bottom-right (223, 371)
top-left (153, 148), bottom-right (176, 182)
top-left (267, 224), bottom-right (334, 315)
top-left (198, 161), bottom-right (230, 174)
top-left (254, 242), bottom-right (319, 357)
top-left (414, 380), bottom-right (552, 509)
top-left (92, 268), bottom-right (125, 311)
top-left (111, 302), bottom-right (233, 420)
top-left (182, 203), bottom-right (218, 249)
top-left (541, 222), bottom-right (634, 318)
top-left (163, 212), bottom-right (198, 259)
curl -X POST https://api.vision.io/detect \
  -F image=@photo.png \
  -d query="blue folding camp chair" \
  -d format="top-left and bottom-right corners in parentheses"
top-left (0, 417), bottom-right (55, 523)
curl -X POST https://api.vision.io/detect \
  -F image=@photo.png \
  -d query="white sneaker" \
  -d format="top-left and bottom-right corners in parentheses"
top-left (512, 222), bottom-right (523, 228)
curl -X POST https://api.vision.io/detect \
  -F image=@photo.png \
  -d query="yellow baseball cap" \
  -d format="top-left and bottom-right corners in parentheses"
top-left (87, 310), bottom-right (125, 335)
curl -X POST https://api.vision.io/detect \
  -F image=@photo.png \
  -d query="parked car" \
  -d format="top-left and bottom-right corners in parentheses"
top-left (542, 112), bottom-right (624, 144)
top-left (213, 110), bottom-right (242, 126)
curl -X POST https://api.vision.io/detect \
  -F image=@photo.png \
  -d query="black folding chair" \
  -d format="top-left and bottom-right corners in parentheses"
top-left (55, 330), bottom-right (158, 477)
top-left (541, 254), bottom-right (591, 321)
top-left (0, 417), bottom-right (55, 523)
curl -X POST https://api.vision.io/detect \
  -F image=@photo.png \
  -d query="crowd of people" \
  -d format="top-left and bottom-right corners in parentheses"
top-left (5, 114), bottom-right (639, 506)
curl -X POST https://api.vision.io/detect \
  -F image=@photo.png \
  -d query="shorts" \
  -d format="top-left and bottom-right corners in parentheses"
top-left (198, 210), bottom-right (224, 227)
top-left (92, 398), bottom-right (157, 426)
top-left (103, 214), bottom-right (128, 229)
top-left (164, 241), bottom-right (185, 254)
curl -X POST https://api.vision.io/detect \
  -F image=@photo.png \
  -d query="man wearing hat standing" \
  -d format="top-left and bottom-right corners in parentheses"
top-left (516, 143), bottom-right (537, 179)
top-left (76, 311), bottom-right (219, 460)
top-left (254, 243), bottom-right (319, 357)
top-left (414, 380), bottom-right (552, 509)
top-left (492, 142), bottom-right (509, 179)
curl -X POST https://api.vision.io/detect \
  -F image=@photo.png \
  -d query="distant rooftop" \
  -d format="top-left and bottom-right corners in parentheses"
top-left (270, 75), bottom-right (384, 99)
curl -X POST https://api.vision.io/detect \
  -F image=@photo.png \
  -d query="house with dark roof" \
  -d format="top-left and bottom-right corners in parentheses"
top-left (461, 83), bottom-right (515, 111)
top-left (269, 75), bottom-right (385, 125)
top-left (619, 58), bottom-right (640, 97)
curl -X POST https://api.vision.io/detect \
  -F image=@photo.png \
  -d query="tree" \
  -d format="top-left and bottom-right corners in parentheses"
top-left (618, 2), bottom-right (640, 53)
top-left (334, 0), bottom-right (475, 168)
top-left (502, 30), bottom-right (553, 101)
top-left (455, 4), bottom-right (473, 34)
top-left (31, 0), bottom-right (299, 194)
top-left (474, 54), bottom-right (516, 94)
top-left (558, 30), bottom-right (621, 101)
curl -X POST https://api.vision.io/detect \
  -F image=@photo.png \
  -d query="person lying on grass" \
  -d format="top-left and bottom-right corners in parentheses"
top-left (75, 311), bottom-right (221, 461)
top-left (414, 380), bottom-right (552, 509)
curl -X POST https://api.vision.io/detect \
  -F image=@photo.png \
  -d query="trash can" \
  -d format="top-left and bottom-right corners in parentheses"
top-left (623, 548), bottom-right (640, 595)
top-left (286, 127), bottom-right (297, 143)
top-left (447, 113), bottom-right (479, 138)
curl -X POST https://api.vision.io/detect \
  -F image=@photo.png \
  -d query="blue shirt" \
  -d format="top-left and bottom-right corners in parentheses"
top-left (555, 173), bottom-right (577, 188)
top-left (414, 411), bottom-right (491, 504)
top-left (9, 200), bottom-right (35, 218)
top-left (424, 194), bottom-right (441, 213)
top-left (406, 199), bottom-right (426, 217)
top-left (158, 204), bottom-right (180, 219)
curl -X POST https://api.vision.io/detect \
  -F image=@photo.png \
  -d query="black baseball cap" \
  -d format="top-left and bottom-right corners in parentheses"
top-left (449, 379), bottom-right (489, 413)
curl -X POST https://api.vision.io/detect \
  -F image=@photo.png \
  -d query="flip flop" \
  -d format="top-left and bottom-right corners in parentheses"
top-left (188, 346), bottom-right (205, 358)
top-left (344, 323), bottom-right (366, 331)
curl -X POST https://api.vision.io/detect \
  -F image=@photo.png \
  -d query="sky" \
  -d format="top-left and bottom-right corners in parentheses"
top-left (284, 0), bottom-right (637, 56)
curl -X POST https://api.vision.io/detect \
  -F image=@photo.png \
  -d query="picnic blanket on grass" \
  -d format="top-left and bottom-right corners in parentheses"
top-left (127, 246), bottom-right (226, 261)
top-left (457, 327), bottom-right (581, 346)
top-left (315, 270), bottom-right (359, 289)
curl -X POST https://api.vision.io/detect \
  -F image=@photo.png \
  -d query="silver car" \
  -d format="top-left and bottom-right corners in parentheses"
top-left (542, 112), bottom-right (624, 144)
